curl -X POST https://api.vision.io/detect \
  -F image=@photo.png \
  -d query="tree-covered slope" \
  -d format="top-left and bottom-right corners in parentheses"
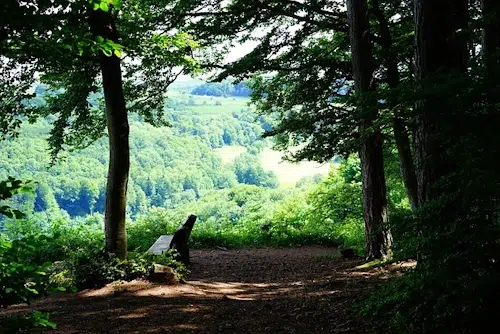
top-left (0, 93), bottom-right (277, 219)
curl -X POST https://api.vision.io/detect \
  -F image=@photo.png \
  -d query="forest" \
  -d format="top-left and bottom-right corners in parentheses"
top-left (1, 0), bottom-right (500, 333)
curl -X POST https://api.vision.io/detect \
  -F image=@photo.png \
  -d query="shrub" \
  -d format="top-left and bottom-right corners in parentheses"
top-left (0, 236), bottom-right (61, 331)
top-left (3, 214), bottom-right (187, 290)
top-left (0, 178), bottom-right (60, 331)
top-left (0, 236), bottom-right (61, 308)
top-left (53, 240), bottom-right (188, 289)
top-left (1, 311), bottom-right (57, 332)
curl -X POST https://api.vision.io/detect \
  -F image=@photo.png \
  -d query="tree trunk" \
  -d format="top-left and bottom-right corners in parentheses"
top-left (482, 0), bottom-right (500, 59)
top-left (393, 118), bottom-right (418, 211)
top-left (413, 0), bottom-right (468, 206)
top-left (371, 0), bottom-right (418, 211)
top-left (347, 0), bottom-right (392, 260)
top-left (90, 9), bottom-right (129, 259)
top-left (482, 0), bottom-right (500, 104)
top-left (413, 0), bottom-right (468, 264)
top-left (359, 128), bottom-right (392, 260)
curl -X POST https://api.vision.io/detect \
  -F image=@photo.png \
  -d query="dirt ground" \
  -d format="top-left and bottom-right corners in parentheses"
top-left (2, 247), bottom-right (397, 333)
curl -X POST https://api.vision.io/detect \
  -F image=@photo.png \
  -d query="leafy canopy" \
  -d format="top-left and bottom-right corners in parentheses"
top-left (1, 0), bottom-right (199, 158)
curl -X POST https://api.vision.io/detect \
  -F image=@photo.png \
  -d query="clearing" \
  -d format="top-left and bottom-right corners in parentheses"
top-left (2, 247), bottom-right (391, 333)
top-left (215, 146), bottom-right (332, 187)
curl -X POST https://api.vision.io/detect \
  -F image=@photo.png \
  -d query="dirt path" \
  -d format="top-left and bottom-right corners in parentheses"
top-left (3, 247), bottom-right (387, 333)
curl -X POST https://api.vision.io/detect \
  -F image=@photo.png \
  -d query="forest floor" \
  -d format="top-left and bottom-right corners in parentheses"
top-left (2, 247), bottom-right (410, 333)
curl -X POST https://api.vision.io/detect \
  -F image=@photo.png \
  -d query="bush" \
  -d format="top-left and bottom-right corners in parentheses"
top-left (0, 236), bottom-right (61, 331)
top-left (59, 246), bottom-right (188, 289)
top-left (3, 215), bottom-right (187, 290)
top-left (1, 311), bottom-right (56, 332)
top-left (0, 178), bottom-right (62, 331)
top-left (127, 170), bottom-right (366, 251)
top-left (0, 236), bottom-right (62, 308)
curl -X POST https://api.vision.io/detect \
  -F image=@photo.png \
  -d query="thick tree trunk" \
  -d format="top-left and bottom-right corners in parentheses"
top-left (413, 0), bottom-right (468, 264)
top-left (371, 0), bottom-right (418, 211)
top-left (482, 0), bottom-right (500, 59)
top-left (413, 0), bottom-right (468, 206)
top-left (347, 0), bottom-right (392, 260)
top-left (359, 128), bottom-right (392, 259)
top-left (90, 9), bottom-right (129, 259)
top-left (482, 0), bottom-right (500, 105)
top-left (101, 53), bottom-right (129, 260)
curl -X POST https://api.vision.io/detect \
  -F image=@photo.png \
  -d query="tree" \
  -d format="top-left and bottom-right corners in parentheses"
top-left (482, 0), bottom-right (500, 61)
top-left (1, 0), bottom-right (198, 258)
top-left (346, 0), bottom-right (391, 260)
top-left (413, 0), bottom-right (468, 207)
top-left (173, 0), bottom-right (418, 212)
top-left (482, 0), bottom-right (500, 108)
top-left (370, 0), bottom-right (418, 211)
top-left (86, 4), bottom-right (129, 258)
top-left (176, 0), bottom-right (404, 258)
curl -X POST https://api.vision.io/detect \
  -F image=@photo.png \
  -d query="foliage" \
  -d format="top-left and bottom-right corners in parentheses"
top-left (59, 246), bottom-right (187, 289)
top-left (0, 177), bottom-right (33, 221)
top-left (3, 217), bottom-right (187, 290)
top-left (0, 177), bottom-right (58, 330)
top-left (1, 0), bottom-right (200, 158)
top-left (3, 155), bottom-right (369, 259)
top-left (231, 153), bottom-right (279, 188)
top-left (168, 2), bottom-right (500, 331)
top-left (0, 233), bottom-right (62, 331)
top-left (173, 0), bottom-right (358, 162)
top-left (0, 236), bottom-right (61, 308)
top-left (0, 102), bottom-right (274, 220)
top-left (0, 311), bottom-right (56, 332)
top-left (127, 157), bottom-right (369, 253)
top-left (7, 0), bottom-right (500, 331)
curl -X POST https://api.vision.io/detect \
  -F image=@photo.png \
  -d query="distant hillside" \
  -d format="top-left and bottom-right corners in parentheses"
top-left (0, 92), bottom-right (278, 222)
top-left (191, 80), bottom-right (252, 97)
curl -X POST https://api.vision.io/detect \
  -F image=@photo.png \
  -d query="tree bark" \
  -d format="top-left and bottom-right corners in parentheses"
top-left (482, 0), bottom-right (500, 59)
top-left (413, 0), bottom-right (468, 206)
top-left (413, 0), bottom-right (468, 264)
top-left (371, 0), bottom-right (418, 211)
top-left (482, 0), bottom-right (500, 104)
top-left (90, 9), bottom-right (129, 259)
top-left (393, 118), bottom-right (418, 211)
top-left (347, 0), bottom-right (392, 260)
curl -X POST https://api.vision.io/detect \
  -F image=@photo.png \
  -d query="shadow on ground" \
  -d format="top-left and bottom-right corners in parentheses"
top-left (2, 247), bottom-right (390, 333)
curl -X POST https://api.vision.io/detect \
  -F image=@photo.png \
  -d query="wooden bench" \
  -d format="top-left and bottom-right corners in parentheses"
top-left (148, 214), bottom-right (197, 265)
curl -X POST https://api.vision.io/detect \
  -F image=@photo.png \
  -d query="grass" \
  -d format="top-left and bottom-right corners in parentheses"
top-left (167, 92), bottom-right (251, 116)
top-left (259, 148), bottom-right (331, 187)
top-left (355, 260), bottom-right (385, 270)
top-left (313, 251), bottom-right (341, 261)
top-left (214, 146), bottom-right (332, 187)
top-left (214, 146), bottom-right (247, 164)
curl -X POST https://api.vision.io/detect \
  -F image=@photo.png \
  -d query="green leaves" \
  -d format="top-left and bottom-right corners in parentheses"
top-left (95, 36), bottom-right (124, 58)
top-left (0, 177), bottom-right (33, 200)
top-left (0, 311), bottom-right (57, 331)
top-left (0, 208), bottom-right (26, 219)
top-left (100, 1), bottom-right (109, 12)
top-left (0, 237), bottom-right (59, 309)
top-left (90, 0), bottom-right (121, 12)
top-left (0, 177), bottom-right (33, 219)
